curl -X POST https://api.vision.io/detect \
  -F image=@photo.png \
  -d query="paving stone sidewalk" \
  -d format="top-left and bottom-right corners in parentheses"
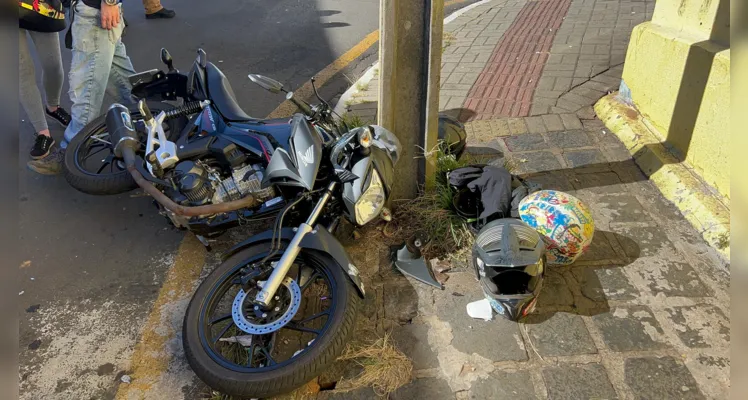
top-left (328, 0), bottom-right (730, 399)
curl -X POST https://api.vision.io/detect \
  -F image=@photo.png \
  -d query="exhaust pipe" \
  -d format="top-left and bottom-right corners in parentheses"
top-left (108, 103), bottom-right (258, 217)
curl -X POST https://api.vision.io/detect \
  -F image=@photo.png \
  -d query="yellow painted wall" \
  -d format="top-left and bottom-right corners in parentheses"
top-left (652, 0), bottom-right (729, 44)
top-left (689, 49), bottom-right (730, 200)
top-left (620, 0), bottom-right (730, 202)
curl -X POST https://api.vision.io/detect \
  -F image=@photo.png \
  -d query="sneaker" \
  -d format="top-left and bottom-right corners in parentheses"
top-left (27, 147), bottom-right (64, 176)
top-left (30, 134), bottom-right (55, 160)
top-left (46, 107), bottom-right (71, 127)
top-left (145, 7), bottom-right (176, 19)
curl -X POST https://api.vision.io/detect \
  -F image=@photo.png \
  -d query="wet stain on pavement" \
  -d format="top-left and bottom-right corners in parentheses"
top-left (97, 363), bottom-right (115, 376)
top-left (54, 380), bottom-right (73, 393)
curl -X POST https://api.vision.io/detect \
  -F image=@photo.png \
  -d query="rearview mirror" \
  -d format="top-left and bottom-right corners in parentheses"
top-left (160, 48), bottom-right (174, 71)
top-left (248, 74), bottom-right (285, 94)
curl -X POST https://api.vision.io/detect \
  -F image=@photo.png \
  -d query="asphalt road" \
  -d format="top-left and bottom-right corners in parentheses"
top-left (18, 0), bottom-right (479, 398)
top-left (19, 1), bottom-right (379, 398)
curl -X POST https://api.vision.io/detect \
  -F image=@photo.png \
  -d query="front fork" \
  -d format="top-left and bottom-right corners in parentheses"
top-left (254, 181), bottom-right (337, 307)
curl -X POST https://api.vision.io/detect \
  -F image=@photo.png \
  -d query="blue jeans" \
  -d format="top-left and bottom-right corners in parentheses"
top-left (63, 2), bottom-right (136, 148)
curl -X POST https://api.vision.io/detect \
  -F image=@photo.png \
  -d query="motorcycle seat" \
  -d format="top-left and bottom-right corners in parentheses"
top-left (206, 62), bottom-right (255, 122)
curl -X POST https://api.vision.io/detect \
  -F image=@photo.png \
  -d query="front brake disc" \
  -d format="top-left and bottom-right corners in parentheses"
top-left (232, 277), bottom-right (301, 335)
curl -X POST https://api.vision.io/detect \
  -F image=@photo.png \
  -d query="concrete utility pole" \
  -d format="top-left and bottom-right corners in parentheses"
top-left (378, 0), bottom-right (444, 200)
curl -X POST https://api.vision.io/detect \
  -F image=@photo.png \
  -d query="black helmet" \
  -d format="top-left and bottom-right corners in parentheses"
top-left (472, 218), bottom-right (545, 321)
top-left (438, 113), bottom-right (467, 160)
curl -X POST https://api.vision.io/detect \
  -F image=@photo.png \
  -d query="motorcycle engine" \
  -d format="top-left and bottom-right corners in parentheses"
top-left (212, 164), bottom-right (275, 204)
top-left (172, 161), bottom-right (275, 206)
top-left (174, 161), bottom-right (213, 205)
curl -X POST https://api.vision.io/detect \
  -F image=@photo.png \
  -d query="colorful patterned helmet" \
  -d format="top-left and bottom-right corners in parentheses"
top-left (518, 190), bottom-right (595, 266)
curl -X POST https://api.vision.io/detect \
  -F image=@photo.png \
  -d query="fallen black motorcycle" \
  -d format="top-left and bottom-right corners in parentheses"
top-left (65, 48), bottom-right (402, 397)
top-left (63, 48), bottom-right (346, 241)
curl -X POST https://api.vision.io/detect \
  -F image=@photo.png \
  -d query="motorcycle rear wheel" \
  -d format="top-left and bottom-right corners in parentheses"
top-left (63, 102), bottom-right (184, 195)
top-left (183, 243), bottom-right (359, 398)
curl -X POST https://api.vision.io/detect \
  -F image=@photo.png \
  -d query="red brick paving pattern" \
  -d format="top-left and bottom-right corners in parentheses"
top-left (463, 0), bottom-right (573, 120)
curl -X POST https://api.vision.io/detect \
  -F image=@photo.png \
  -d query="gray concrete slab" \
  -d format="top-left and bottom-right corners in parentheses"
top-left (624, 357), bottom-right (706, 400)
top-left (593, 306), bottom-right (668, 352)
top-left (543, 364), bottom-right (618, 400)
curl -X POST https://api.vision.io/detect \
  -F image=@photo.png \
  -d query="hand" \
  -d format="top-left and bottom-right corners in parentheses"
top-left (100, 3), bottom-right (120, 30)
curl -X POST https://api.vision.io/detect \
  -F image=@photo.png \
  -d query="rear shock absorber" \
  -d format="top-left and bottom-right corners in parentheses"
top-left (163, 100), bottom-right (210, 120)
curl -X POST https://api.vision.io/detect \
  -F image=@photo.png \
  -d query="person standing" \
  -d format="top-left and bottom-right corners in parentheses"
top-left (19, 0), bottom-right (72, 162)
top-left (28, 0), bottom-right (136, 175)
top-left (143, 0), bottom-right (176, 19)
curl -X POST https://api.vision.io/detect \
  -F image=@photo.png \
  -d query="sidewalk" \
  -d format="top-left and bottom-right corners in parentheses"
top-left (329, 0), bottom-right (730, 399)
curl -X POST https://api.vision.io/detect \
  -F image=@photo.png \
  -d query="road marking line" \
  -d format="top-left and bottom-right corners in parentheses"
top-left (267, 30), bottom-right (380, 119)
top-left (266, 0), bottom-right (477, 119)
top-left (115, 234), bottom-right (206, 399)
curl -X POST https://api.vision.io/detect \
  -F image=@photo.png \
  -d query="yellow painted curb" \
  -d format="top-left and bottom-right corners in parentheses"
top-left (115, 235), bottom-right (207, 399)
top-left (267, 30), bottom-right (380, 119)
top-left (595, 93), bottom-right (730, 260)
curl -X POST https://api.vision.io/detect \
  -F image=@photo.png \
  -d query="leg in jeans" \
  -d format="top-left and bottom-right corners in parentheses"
top-left (63, 2), bottom-right (133, 149)
top-left (107, 39), bottom-right (136, 105)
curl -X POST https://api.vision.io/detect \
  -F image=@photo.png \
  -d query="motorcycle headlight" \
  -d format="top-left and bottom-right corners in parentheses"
top-left (354, 170), bottom-right (386, 225)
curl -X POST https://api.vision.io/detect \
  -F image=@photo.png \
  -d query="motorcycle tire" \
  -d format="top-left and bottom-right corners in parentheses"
top-left (63, 102), bottom-right (185, 195)
top-left (183, 243), bottom-right (360, 399)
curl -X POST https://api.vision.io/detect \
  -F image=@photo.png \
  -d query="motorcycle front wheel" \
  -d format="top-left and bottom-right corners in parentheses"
top-left (183, 243), bottom-right (360, 398)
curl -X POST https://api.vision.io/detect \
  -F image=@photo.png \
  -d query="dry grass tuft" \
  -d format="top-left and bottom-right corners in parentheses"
top-left (338, 334), bottom-right (413, 396)
top-left (394, 190), bottom-right (474, 261)
top-left (338, 112), bottom-right (371, 130)
top-left (442, 31), bottom-right (456, 52)
top-left (390, 146), bottom-right (476, 261)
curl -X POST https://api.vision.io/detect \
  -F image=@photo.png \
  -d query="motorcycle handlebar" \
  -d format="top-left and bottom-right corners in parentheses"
top-left (286, 91), bottom-right (315, 117)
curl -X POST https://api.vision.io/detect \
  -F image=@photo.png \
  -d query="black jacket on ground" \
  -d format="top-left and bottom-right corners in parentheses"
top-left (448, 165), bottom-right (541, 229)
top-left (466, 166), bottom-right (513, 223)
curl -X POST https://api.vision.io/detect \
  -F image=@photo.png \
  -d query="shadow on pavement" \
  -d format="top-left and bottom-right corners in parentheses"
top-left (523, 230), bottom-right (641, 324)
top-left (441, 107), bottom-right (476, 123)
top-left (321, 22), bottom-right (351, 29)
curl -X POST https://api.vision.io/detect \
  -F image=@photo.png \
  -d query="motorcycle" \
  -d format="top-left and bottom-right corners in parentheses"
top-left (63, 48), bottom-right (346, 241)
top-left (180, 116), bottom-right (400, 398)
top-left (70, 48), bottom-right (402, 397)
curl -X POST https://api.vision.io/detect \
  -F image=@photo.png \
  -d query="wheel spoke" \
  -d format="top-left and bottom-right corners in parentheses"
top-left (209, 313), bottom-right (232, 325)
top-left (260, 347), bottom-right (276, 366)
top-left (296, 310), bottom-right (330, 325)
top-left (283, 322), bottom-right (321, 335)
top-left (85, 143), bottom-right (110, 158)
top-left (300, 272), bottom-right (321, 293)
top-left (247, 343), bottom-right (256, 367)
top-left (212, 321), bottom-right (235, 344)
top-left (96, 161), bottom-right (111, 174)
top-left (90, 135), bottom-right (112, 145)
